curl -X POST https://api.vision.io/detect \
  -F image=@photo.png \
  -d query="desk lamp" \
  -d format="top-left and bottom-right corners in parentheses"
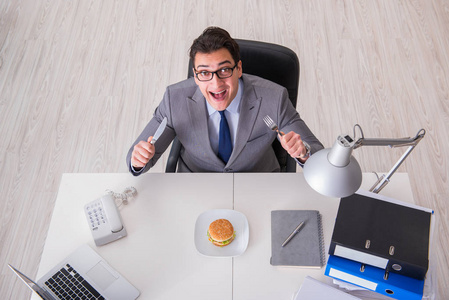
top-left (303, 125), bottom-right (425, 198)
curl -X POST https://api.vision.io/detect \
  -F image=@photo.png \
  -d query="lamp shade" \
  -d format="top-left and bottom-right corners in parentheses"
top-left (303, 146), bottom-right (362, 198)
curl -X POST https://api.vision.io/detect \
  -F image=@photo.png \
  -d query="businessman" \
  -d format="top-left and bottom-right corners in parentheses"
top-left (127, 26), bottom-right (323, 174)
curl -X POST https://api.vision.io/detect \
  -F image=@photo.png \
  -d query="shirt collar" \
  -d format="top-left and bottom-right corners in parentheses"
top-left (206, 78), bottom-right (243, 115)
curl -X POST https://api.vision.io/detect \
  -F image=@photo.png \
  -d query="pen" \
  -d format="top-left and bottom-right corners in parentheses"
top-left (281, 221), bottom-right (305, 247)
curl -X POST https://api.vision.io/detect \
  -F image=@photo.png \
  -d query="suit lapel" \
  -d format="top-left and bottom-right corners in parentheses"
top-left (228, 80), bottom-right (261, 164)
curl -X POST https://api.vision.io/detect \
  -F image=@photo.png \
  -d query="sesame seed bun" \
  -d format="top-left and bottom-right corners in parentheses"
top-left (208, 219), bottom-right (235, 247)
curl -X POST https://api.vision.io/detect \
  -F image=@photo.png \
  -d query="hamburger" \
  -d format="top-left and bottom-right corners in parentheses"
top-left (207, 219), bottom-right (236, 247)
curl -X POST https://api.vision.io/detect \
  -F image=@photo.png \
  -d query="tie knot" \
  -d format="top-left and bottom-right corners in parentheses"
top-left (219, 110), bottom-right (226, 118)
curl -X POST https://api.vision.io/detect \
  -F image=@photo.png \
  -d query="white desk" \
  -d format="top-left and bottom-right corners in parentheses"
top-left (37, 173), bottom-right (234, 300)
top-left (232, 173), bottom-right (415, 300)
top-left (35, 173), bottom-right (416, 300)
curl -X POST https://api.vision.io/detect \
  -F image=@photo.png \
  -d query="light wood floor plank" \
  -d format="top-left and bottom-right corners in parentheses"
top-left (1, 0), bottom-right (448, 298)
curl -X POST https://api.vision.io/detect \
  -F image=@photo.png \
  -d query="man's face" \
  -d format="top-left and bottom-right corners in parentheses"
top-left (193, 48), bottom-right (242, 111)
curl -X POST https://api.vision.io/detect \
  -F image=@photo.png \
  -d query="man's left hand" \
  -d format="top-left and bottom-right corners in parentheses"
top-left (279, 131), bottom-right (310, 162)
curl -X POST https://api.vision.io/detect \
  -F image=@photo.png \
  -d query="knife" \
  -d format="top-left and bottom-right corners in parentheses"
top-left (150, 117), bottom-right (167, 145)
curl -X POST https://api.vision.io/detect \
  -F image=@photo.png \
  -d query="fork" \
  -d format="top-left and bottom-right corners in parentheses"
top-left (263, 115), bottom-right (284, 137)
top-left (263, 115), bottom-right (303, 166)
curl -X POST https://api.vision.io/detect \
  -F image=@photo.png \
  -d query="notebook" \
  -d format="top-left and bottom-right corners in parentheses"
top-left (270, 210), bottom-right (325, 267)
top-left (9, 244), bottom-right (140, 300)
top-left (294, 276), bottom-right (362, 300)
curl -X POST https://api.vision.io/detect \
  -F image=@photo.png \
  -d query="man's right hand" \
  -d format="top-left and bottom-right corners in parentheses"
top-left (131, 136), bottom-right (155, 169)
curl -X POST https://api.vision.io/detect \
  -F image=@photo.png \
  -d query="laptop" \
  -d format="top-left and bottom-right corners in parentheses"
top-left (9, 244), bottom-right (140, 300)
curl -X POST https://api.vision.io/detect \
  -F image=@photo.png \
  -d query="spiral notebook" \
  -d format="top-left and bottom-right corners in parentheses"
top-left (270, 210), bottom-right (325, 268)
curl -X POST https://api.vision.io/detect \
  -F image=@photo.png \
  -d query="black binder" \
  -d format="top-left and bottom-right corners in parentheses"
top-left (329, 192), bottom-right (432, 280)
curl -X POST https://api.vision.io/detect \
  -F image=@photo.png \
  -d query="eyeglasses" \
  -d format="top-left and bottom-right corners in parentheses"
top-left (194, 64), bottom-right (238, 81)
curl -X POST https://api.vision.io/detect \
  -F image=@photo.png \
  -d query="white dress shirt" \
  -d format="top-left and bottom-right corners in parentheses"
top-left (206, 79), bottom-right (243, 155)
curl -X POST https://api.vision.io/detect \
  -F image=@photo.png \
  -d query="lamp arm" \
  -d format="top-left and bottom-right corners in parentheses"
top-left (353, 129), bottom-right (426, 149)
top-left (357, 129), bottom-right (426, 194)
top-left (369, 145), bottom-right (416, 193)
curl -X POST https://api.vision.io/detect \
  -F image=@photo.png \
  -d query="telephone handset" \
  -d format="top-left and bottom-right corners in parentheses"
top-left (84, 195), bottom-right (127, 246)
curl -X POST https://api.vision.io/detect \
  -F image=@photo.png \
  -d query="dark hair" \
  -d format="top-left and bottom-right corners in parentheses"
top-left (189, 27), bottom-right (240, 67)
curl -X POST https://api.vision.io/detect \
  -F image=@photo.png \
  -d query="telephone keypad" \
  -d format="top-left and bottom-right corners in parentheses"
top-left (85, 201), bottom-right (106, 230)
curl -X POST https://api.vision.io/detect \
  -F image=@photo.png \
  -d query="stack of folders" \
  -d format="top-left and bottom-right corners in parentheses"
top-left (293, 276), bottom-right (362, 300)
top-left (324, 190), bottom-right (434, 300)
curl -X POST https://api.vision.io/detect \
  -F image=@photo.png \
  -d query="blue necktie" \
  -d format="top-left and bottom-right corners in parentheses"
top-left (218, 110), bottom-right (232, 163)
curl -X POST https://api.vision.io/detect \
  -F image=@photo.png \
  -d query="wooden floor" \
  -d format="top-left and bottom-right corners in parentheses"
top-left (1, 0), bottom-right (448, 298)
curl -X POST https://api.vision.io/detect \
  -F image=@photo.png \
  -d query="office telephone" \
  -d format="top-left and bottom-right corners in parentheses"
top-left (84, 195), bottom-right (127, 246)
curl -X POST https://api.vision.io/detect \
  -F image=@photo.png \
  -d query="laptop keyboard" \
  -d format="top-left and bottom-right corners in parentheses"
top-left (44, 264), bottom-right (105, 300)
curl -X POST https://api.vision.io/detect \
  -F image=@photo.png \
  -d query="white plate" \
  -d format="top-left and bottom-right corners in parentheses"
top-left (194, 209), bottom-right (249, 257)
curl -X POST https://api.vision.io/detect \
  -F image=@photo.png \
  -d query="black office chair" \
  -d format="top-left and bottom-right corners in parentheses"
top-left (165, 39), bottom-right (300, 172)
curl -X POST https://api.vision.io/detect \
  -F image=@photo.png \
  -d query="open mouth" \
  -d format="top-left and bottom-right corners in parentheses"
top-left (210, 89), bottom-right (227, 101)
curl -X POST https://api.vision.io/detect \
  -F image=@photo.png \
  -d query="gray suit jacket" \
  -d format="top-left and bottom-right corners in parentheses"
top-left (126, 74), bottom-right (323, 174)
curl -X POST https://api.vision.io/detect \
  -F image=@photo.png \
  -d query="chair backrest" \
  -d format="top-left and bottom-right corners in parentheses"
top-left (166, 39), bottom-right (300, 172)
